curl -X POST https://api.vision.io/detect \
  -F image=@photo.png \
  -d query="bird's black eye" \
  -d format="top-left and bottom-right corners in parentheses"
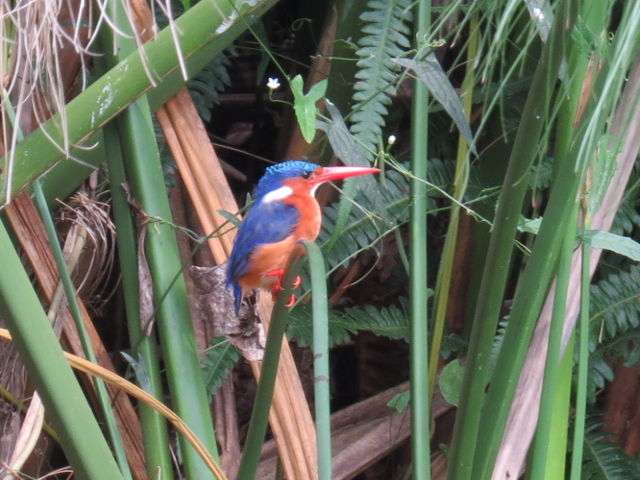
top-left (301, 170), bottom-right (313, 179)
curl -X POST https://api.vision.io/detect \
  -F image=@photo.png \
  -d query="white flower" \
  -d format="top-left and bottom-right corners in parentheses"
top-left (531, 7), bottom-right (544, 21)
top-left (267, 77), bottom-right (281, 90)
top-left (387, 134), bottom-right (397, 146)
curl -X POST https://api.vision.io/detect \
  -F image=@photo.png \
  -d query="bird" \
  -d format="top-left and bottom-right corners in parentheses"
top-left (226, 160), bottom-right (380, 313)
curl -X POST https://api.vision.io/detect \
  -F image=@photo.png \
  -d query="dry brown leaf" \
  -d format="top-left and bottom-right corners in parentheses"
top-left (190, 265), bottom-right (264, 361)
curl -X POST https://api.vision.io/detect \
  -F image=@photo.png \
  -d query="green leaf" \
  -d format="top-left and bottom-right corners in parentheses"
top-left (439, 358), bottom-right (465, 407)
top-left (394, 54), bottom-right (475, 151)
top-left (518, 222), bottom-right (640, 263)
top-left (121, 351), bottom-right (153, 393)
top-left (581, 230), bottom-right (640, 261)
top-left (2, 0), bottom-right (279, 202)
top-left (218, 209), bottom-right (242, 228)
top-left (290, 74), bottom-right (327, 143)
top-left (387, 391), bottom-right (410, 412)
top-left (571, 13), bottom-right (599, 58)
top-left (0, 222), bottom-right (125, 480)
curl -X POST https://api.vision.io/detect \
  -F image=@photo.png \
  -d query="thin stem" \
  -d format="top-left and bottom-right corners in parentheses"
top-left (303, 240), bottom-right (332, 480)
top-left (570, 214), bottom-right (591, 480)
top-left (236, 256), bottom-right (305, 480)
top-left (409, 0), bottom-right (432, 478)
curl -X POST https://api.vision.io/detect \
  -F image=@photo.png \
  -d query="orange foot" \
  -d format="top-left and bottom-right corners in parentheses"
top-left (264, 269), bottom-right (302, 307)
top-left (264, 269), bottom-right (302, 291)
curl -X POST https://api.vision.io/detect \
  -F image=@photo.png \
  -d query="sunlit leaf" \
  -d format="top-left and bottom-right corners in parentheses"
top-left (290, 74), bottom-right (327, 143)
top-left (582, 230), bottom-right (640, 262)
top-left (524, 0), bottom-right (553, 41)
top-left (588, 134), bottom-right (618, 215)
top-left (387, 391), bottom-right (410, 412)
top-left (439, 358), bottom-right (465, 407)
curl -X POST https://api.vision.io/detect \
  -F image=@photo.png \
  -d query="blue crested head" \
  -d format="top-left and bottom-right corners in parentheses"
top-left (255, 160), bottom-right (319, 199)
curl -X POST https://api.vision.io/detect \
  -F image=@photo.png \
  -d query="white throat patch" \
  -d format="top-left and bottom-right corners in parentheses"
top-left (262, 185), bottom-right (293, 203)
top-left (310, 182), bottom-right (323, 197)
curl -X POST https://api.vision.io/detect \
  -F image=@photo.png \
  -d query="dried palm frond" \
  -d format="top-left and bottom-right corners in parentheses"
top-left (56, 189), bottom-right (117, 310)
top-left (0, 335), bottom-right (26, 467)
top-left (1, 0), bottom-right (92, 198)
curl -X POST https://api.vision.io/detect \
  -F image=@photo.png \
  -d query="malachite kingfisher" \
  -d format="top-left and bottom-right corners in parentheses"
top-left (227, 160), bottom-right (380, 312)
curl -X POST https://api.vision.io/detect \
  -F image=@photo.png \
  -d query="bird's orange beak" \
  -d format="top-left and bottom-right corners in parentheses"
top-left (311, 165), bottom-right (380, 185)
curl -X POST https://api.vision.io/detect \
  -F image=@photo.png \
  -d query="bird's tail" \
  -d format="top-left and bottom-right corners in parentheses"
top-left (232, 283), bottom-right (242, 314)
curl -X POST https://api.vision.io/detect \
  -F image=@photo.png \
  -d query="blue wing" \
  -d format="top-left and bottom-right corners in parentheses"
top-left (227, 199), bottom-right (299, 311)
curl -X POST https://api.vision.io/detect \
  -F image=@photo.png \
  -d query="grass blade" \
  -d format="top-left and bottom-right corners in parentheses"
top-left (119, 96), bottom-right (220, 478)
top-left (448, 3), bottom-right (578, 476)
top-left (529, 203), bottom-right (578, 479)
top-left (569, 235), bottom-right (590, 480)
top-left (0, 222), bottom-right (123, 480)
top-left (32, 180), bottom-right (132, 479)
top-left (428, 12), bottom-right (476, 395)
top-left (0, 328), bottom-right (226, 479)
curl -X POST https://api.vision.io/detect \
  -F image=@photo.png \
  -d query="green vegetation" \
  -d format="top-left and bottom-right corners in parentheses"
top-left (0, 1), bottom-right (639, 479)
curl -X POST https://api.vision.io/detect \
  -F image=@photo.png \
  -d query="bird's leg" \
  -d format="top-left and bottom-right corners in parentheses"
top-left (264, 269), bottom-right (302, 307)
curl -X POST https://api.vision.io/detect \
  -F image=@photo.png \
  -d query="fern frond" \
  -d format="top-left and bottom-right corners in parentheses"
top-left (588, 351), bottom-right (615, 393)
top-left (187, 49), bottom-right (235, 123)
top-left (581, 413), bottom-right (640, 480)
top-left (287, 306), bottom-right (355, 348)
top-left (350, 0), bottom-right (413, 158)
top-left (318, 160), bottom-right (453, 273)
top-left (201, 337), bottom-right (240, 396)
top-left (612, 164), bottom-right (640, 234)
top-left (590, 264), bottom-right (640, 347)
top-left (287, 299), bottom-right (409, 347)
top-left (587, 265), bottom-right (640, 395)
top-left (487, 319), bottom-right (509, 379)
top-left (528, 155), bottom-right (553, 190)
top-left (319, 168), bottom-right (410, 271)
top-left (338, 300), bottom-right (409, 340)
top-left (612, 197), bottom-right (640, 234)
